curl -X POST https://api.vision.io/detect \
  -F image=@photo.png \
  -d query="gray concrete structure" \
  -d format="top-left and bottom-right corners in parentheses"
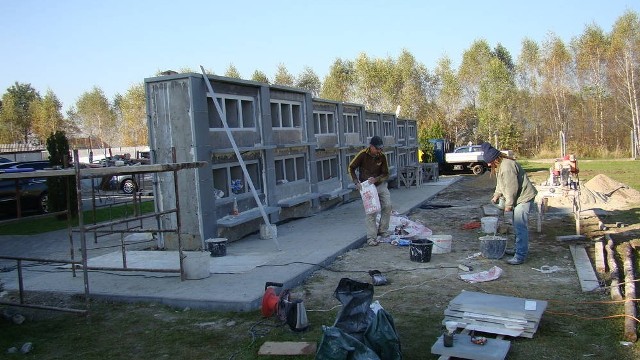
top-left (144, 73), bottom-right (423, 248)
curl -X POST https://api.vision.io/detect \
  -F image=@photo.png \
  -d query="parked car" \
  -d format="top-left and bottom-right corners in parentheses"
top-left (452, 145), bottom-right (483, 153)
top-left (99, 174), bottom-right (139, 194)
top-left (0, 161), bottom-right (50, 214)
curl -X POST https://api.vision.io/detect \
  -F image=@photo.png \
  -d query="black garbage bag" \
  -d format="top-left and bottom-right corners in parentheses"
top-left (315, 325), bottom-right (381, 360)
top-left (364, 306), bottom-right (402, 360)
top-left (333, 278), bottom-right (375, 341)
top-left (315, 278), bottom-right (402, 360)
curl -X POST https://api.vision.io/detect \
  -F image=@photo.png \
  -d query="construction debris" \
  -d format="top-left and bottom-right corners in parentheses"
top-left (441, 291), bottom-right (547, 339)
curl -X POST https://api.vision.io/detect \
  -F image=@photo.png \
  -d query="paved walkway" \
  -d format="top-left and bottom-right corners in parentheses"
top-left (0, 177), bottom-right (459, 312)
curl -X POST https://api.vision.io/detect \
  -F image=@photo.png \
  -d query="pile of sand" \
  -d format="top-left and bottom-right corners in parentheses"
top-left (542, 174), bottom-right (640, 211)
top-left (583, 174), bottom-right (640, 208)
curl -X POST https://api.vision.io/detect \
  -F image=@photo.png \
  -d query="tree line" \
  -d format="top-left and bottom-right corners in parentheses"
top-left (1, 10), bottom-right (638, 157)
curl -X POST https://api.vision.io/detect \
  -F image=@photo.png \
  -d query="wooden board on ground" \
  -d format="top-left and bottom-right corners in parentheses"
top-left (258, 341), bottom-right (317, 356)
top-left (569, 245), bottom-right (600, 292)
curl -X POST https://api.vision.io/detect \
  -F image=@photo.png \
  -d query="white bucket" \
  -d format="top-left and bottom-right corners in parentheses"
top-left (481, 217), bottom-right (498, 234)
top-left (428, 235), bottom-right (452, 254)
top-left (182, 251), bottom-right (211, 280)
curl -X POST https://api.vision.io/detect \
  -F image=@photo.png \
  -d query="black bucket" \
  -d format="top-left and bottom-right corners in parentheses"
top-left (410, 240), bottom-right (433, 263)
top-left (205, 238), bottom-right (227, 257)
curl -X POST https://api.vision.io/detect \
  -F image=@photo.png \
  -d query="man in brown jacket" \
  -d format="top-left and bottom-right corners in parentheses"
top-left (349, 136), bottom-right (393, 246)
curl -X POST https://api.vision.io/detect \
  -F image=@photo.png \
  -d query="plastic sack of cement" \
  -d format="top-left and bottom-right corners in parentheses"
top-left (359, 180), bottom-right (381, 215)
top-left (315, 278), bottom-right (402, 360)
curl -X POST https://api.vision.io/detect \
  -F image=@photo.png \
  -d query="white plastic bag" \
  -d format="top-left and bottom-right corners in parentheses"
top-left (359, 180), bottom-right (381, 215)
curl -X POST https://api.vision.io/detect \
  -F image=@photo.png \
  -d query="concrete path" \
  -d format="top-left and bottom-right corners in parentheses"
top-left (0, 177), bottom-right (459, 312)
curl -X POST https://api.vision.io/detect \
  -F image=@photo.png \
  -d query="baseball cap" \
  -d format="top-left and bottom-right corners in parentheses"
top-left (370, 136), bottom-right (384, 149)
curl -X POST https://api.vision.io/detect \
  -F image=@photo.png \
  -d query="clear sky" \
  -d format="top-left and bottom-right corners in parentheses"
top-left (1, 0), bottom-right (638, 113)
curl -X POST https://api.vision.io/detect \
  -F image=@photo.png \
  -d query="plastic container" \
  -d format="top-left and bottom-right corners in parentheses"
top-left (205, 238), bottom-right (227, 257)
top-left (479, 235), bottom-right (507, 259)
top-left (428, 235), bottom-right (452, 254)
top-left (410, 239), bottom-right (433, 262)
top-left (182, 251), bottom-right (211, 280)
top-left (481, 216), bottom-right (498, 234)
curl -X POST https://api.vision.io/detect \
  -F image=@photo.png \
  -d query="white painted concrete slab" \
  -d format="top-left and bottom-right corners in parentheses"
top-left (431, 334), bottom-right (510, 360)
top-left (569, 245), bottom-right (600, 292)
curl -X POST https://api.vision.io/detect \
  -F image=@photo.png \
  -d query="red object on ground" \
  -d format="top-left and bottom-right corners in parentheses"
top-left (261, 287), bottom-right (279, 317)
top-left (462, 221), bottom-right (481, 230)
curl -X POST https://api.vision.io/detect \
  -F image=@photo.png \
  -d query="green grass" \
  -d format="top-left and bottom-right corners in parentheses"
top-left (0, 201), bottom-right (155, 235)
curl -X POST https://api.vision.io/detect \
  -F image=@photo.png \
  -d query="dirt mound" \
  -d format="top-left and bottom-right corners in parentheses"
top-left (584, 174), bottom-right (640, 208)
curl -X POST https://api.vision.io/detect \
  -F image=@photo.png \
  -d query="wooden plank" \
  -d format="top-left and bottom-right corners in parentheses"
top-left (569, 245), bottom-right (600, 292)
top-left (258, 341), bottom-right (317, 356)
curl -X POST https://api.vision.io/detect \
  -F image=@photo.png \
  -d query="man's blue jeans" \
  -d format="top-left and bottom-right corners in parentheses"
top-left (512, 200), bottom-right (533, 260)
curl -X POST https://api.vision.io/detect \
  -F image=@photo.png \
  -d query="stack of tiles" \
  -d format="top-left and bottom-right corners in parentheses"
top-left (443, 291), bottom-right (548, 338)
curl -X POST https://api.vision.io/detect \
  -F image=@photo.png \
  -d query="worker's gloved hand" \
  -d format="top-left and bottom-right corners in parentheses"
top-left (367, 177), bottom-right (376, 185)
top-left (491, 195), bottom-right (500, 204)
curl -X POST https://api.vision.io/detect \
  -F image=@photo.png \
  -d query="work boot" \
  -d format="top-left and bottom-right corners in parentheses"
top-left (506, 256), bottom-right (524, 265)
top-left (367, 238), bottom-right (380, 246)
top-left (377, 232), bottom-right (391, 242)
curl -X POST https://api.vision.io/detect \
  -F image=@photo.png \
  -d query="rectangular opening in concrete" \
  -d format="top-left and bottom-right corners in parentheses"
top-left (270, 100), bottom-right (302, 128)
top-left (343, 112), bottom-right (359, 133)
top-left (383, 120), bottom-right (393, 137)
top-left (408, 124), bottom-right (415, 140)
top-left (213, 161), bottom-right (261, 197)
top-left (397, 124), bottom-right (405, 142)
top-left (209, 95), bottom-right (255, 129)
top-left (314, 111), bottom-right (335, 134)
top-left (317, 157), bottom-right (338, 181)
top-left (276, 155), bottom-right (306, 183)
top-left (366, 119), bottom-right (376, 138)
top-left (385, 151), bottom-right (396, 168)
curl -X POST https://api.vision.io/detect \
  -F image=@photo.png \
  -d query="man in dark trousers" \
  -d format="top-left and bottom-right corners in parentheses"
top-left (349, 136), bottom-right (393, 246)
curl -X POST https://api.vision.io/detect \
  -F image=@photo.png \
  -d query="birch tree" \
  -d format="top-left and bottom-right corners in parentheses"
top-left (539, 33), bottom-right (573, 143)
top-left (608, 11), bottom-right (640, 157)
top-left (516, 38), bottom-right (544, 152)
top-left (70, 87), bottom-right (116, 149)
top-left (119, 83), bottom-right (147, 146)
top-left (572, 23), bottom-right (610, 146)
